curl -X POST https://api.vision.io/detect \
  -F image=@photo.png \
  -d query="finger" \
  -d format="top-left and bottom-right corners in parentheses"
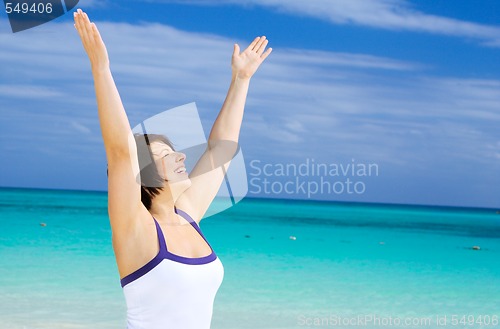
top-left (233, 43), bottom-right (240, 57)
top-left (260, 47), bottom-right (273, 61)
top-left (82, 12), bottom-right (96, 44)
top-left (74, 10), bottom-right (82, 30)
top-left (81, 9), bottom-right (90, 24)
top-left (75, 8), bottom-right (86, 33)
top-left (256, 39), bottom-right (269, 55)
top-left (73, 11), bottom-right (81, 32)
top-left (79, 19), bottom-right (91, 46)
top-left (252, 35), bottom-right (266, 52)
top-left (74, 10), bottom-right (88, 37)
top-left (246, 36), bottom-right (260, 52)
top-left (74, 11), bottom-right (88, 43)
top-left (82, 12), bottom-right (100, 45)
top-left (76, 10), bottom-right (91, 37)
top-left (91, 22), bottom-right (105, 46)
top-left (76, 11), bottom-right (98, 54)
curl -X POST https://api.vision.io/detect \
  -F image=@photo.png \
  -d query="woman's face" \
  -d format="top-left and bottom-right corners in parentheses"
top-left (150, 141), bottom-right (190, 184)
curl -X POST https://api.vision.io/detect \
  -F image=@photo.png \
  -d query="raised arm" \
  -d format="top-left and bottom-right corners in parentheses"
top-left (177, 37), bottom-right (272, 221)
top-left (209, 36), bottom-right (272, 143)
top-left (74, 9), bottom-right (143, 232)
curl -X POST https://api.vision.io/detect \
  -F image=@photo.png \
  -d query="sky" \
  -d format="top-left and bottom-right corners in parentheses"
top-left (0, 0), bottom-right (499, 209)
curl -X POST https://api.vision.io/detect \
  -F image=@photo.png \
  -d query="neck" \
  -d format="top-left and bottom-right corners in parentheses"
top-left (149, 189), bottom-right (182, 225)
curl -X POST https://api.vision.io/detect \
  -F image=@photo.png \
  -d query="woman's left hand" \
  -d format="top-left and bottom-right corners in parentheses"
top-left (232, 36), bottom-right (272, 80)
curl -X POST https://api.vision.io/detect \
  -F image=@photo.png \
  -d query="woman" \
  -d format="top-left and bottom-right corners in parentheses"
top-left (73, 8), bottom-right (272, 329)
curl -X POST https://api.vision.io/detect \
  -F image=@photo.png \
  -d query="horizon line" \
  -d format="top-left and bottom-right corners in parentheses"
top-left (1, 185), bottom-right (498, 212)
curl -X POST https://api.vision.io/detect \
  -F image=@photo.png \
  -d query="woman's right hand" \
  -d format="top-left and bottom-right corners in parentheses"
top-left (74, 8), bottom-right (109, 71)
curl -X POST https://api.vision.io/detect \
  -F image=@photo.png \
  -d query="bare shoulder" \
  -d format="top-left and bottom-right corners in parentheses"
top-left (111, 205), bottom-right (158, 280)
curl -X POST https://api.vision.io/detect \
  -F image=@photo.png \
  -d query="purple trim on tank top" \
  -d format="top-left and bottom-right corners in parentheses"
top-left (120, 208), bottom-right (217, 288)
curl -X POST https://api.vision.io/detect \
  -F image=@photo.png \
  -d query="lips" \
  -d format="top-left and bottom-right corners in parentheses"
top-left (175, 166), bottom-right (187, 174)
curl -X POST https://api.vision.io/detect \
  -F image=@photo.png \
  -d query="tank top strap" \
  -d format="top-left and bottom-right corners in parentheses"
top-left (174, 207), bottom-right (210, 243)
top-left (174, 206), bottom-right (194, 223)
top-left (152, 216), bottom-right (168, 252)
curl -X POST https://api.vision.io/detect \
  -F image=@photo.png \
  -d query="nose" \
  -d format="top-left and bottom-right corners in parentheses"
top-left (176, 152), bottom-right (186, 162)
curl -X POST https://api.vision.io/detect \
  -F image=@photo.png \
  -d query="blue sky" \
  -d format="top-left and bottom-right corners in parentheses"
top-left (0, 0), bottom-right (499, 208)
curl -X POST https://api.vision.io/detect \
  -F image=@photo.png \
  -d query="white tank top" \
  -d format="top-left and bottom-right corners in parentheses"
top-left (120, 208), bottom-right (224, 329)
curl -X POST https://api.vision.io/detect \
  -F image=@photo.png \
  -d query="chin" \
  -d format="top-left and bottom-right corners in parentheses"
top-left (169, 176), bottom-right (192, 191)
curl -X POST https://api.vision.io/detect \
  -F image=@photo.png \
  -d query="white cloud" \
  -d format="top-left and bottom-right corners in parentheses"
top-left (0, 18), bottom-right (499, 206)
top-left (145, 0), bottom-right (500, 47)
top-left (70, 120), bottom-right (92, 134)
top-left (77, 0), bottom-right (109, 9)
top-left (0, 85), bottom-right (64, 98)
top-left (1, 19), bottom-right (498, 158)
top-left (271, 49), bottom-right (421, 71)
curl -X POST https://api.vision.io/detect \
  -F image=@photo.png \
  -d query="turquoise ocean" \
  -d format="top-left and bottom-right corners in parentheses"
top-left (0, 187), bottom-right (499, 329)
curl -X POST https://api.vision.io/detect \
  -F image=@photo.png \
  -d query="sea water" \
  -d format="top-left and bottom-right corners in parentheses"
top-left (0, 187), bottom-right (498, 329)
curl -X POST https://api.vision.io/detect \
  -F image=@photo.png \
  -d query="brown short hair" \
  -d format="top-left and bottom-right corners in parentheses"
top-left (134, 133), bottom-right (176, 210)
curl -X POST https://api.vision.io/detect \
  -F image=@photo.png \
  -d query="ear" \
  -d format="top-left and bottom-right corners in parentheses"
top-left (160, 158), bottom-right (169, 182)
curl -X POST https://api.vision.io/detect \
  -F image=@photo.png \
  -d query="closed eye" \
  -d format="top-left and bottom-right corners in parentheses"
top-left (158, 150), bottom-right (173, 157)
